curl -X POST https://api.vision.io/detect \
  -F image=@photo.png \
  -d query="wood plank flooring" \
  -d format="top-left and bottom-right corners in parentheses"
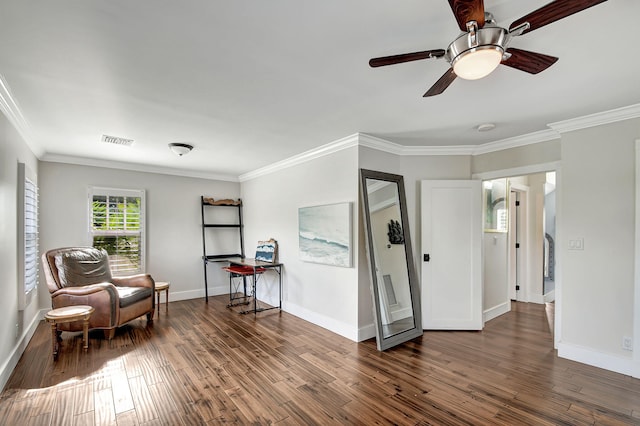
top-left (1, 297), bottom-right (639, 425)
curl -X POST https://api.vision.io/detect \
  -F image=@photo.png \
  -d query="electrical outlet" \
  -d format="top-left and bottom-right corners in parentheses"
top-left (622, 336), bottom-right (633, 351)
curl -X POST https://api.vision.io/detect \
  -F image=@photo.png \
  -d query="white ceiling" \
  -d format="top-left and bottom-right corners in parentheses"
top-left (1, 1), bottom-right (638, 179)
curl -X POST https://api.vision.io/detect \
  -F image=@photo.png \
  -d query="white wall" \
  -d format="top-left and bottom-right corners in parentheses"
top-left (558, 118), bottom-right (639, 374)
top-left (483, 232), bottom-right (508, 319)
top-left (38, 161), bottom-right (240, 303)
top-left (241, 147), bottom-right (361, 340)
top-left (0, 114), bottom-right (41, 390)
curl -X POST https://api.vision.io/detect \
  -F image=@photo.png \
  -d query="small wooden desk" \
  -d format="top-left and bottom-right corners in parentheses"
top-left (227, 258), bottom-right (282, 315)
top-left (44, 305), bottom-right (94, 359)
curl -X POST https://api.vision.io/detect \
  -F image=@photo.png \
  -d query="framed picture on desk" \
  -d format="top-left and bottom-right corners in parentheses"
top-left (255, 239), bottom-right (278, 262)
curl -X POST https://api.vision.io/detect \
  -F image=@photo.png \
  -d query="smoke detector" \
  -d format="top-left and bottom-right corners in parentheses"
top-left (101, 134), bottom-right (134, 146)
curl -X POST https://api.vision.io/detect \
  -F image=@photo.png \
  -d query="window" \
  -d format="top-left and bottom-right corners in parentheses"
top-left (18, 162), bottom-right (38, 310)
top-left (89, 187), bottom-right (145, 275)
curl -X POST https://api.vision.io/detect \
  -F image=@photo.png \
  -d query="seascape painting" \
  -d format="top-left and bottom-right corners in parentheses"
top-left (255, 239), bottom-right (277, 262)
top-left (298, 202), bottom-right (352, 267)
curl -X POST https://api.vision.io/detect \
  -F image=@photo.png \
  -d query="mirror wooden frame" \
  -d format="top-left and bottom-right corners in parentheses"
top-left (360, 169), bottom-right (423, 350)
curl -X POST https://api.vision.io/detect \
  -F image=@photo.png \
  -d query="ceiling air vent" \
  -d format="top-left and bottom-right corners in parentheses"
top-left (101, 134), bottom-right (134, 146)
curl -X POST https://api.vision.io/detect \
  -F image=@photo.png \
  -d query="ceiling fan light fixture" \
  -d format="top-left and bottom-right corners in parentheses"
top-left (452, 46), bottom-right (504, 80)
top-left (168, 142), bottom-right (194, 156)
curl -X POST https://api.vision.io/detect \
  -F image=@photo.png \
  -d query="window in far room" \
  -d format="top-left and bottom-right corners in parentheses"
top-left (89, 187), bottom-right (145, 275)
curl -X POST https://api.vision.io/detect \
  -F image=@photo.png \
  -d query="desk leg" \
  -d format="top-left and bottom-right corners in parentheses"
top-left (279, 266), bottom-right (282, 310)
top-left (253, 270), bottom-right (257, 314)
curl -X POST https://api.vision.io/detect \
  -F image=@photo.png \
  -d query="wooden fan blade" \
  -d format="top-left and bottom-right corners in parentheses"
top-left (424, 68), bottom-right (457, 97)
top-left (501, 48), bottom-right (559, 74)
top-left (448, 0), bottom-right (485, 31)
top-left (509, 0), bottom-right (607, 35)
top-left (369, 49), bottom-right (446, 68)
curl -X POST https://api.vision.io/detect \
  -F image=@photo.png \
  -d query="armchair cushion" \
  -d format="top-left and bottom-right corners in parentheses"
top-left (54, 247), bottom-right (112, 287)
top-left (116, 286), bottom-right (153, 308)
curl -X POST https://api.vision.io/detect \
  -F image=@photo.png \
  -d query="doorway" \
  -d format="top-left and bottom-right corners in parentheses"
top-left (480, 172), bottom-right (557, 322)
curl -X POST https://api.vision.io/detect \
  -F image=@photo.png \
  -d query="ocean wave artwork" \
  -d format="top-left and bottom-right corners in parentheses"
top-left (255, 239), bottom-right (277, 262)
top-left (299, 202), bottom-right (352, 267)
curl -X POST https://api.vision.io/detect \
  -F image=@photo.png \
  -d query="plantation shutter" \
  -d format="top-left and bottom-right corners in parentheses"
top-left (18, 162), bottom-right (38, 310)
top-left (24, 177), bottom-right (38, 294)
top-left (89, 188), bottom-right (145, 275)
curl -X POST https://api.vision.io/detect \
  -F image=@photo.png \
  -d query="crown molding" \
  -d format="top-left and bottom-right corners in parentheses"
top-left (41, 154), bottom-right (239, 182)
top-left (0, 74), bottom-right (42, 156)
top-left (549, 103), bottom-right (640, 133)
top-left (238, 133), bottom-right (360, 182)
top-left (358, 133), bottom-right (476, 155)
top-left (472, 129), bottom-right (560, 155)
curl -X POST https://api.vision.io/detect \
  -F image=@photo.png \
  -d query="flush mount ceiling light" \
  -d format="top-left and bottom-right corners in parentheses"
top-left (168, 142), bottom-right (193, 156)
top-left (476, 122), bottom-right (496, 132)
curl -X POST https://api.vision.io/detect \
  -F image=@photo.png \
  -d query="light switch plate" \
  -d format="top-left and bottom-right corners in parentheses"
top-left (568, 238), bottom-right (584, 250)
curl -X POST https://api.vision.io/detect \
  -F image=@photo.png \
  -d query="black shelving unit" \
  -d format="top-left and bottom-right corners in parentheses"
top-left (201, 196), bottom-right (245, 301)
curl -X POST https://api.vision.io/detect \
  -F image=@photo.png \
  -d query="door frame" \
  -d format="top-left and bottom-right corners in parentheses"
top-left (509, 184), bottom-right (530, 303)
top-left (473, 161), bottom-right (561, 349)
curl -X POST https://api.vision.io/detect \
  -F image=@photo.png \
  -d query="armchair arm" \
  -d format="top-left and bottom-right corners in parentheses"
top-left (50, 282), bottom-right (119, 328)
top-left (112, 274), bottom-right (154, 289)
top-left (50, 282), bottom-right (116, 299)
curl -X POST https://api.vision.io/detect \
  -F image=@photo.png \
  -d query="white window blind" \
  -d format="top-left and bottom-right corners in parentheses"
top-left (18, 162), bottom-right (38, 310)
top-left (89, 188), bottom-right (145, 275)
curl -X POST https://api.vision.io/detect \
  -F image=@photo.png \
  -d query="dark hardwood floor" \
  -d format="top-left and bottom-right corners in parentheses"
top-left (1, 297), bottom-right (639, 425)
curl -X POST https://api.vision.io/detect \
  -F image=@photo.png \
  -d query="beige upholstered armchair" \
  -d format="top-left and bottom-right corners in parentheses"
top-left (42, 247), bottom-right (155, 339)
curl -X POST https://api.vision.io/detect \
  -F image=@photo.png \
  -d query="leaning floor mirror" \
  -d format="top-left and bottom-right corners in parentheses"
top-left (360, 169), bottom-right (422, 350)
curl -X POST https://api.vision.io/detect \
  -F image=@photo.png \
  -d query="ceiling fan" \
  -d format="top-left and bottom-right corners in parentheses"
top-left (369, 0), bottom-right (608, 97)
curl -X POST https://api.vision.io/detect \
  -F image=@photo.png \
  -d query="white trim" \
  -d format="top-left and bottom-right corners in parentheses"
top-left (0, 309), bottom-right (44, 392)
top-left (472, 161), bottom-right (561, 181)
top-left (41, 154), bottom-right (238, 182)
top-left (554, 167), bottom-right (563, 350)
top-left (543, 289), bottom-right (556, 303)
top-left (169, 286), bottom-right (228, 302)
top-left (283, 300), bottom-right (359, 342)
top-left (473, 129), bottom-right (560, 155)
top-left (549, 103), bottom-right (640, 134)
top-left (483, 301), bottom-right (510, 323)
top-left (557, 342), bottom-right (633, 376)
top-left (634, 140), bottom-right (640, 378)
top-left (0, 74), bottom-right (41, 156)
top-left (358, 323), bottom-right (376, 342)
top-left (509, 183), bottom-right (530, 304)
top-left (239, 133), bottom-right (360, 181)
top-left (359, 133), bottom-right (477, 156)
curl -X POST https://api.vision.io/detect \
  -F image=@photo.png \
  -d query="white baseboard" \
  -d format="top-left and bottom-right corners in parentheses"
top-left (484, 301), bottom-right (510, 323)
top-left (169, 286), bottom-right (227, 302)
top-left (0, 309), bottom-right (45, 392)
top-left (543, 289), bottom-right (556, 303)
top-left (358, 323), bottom-right (376, 342)
top-left (390, 307), bottom-right (413, 323)
top-left (558, 342), bottom-right (633, 376)
top-left (283, 301), bottom-right (360, 342)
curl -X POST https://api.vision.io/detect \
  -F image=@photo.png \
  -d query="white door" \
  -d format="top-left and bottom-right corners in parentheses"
top-left (421, 180), bottom-right (483, 330)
